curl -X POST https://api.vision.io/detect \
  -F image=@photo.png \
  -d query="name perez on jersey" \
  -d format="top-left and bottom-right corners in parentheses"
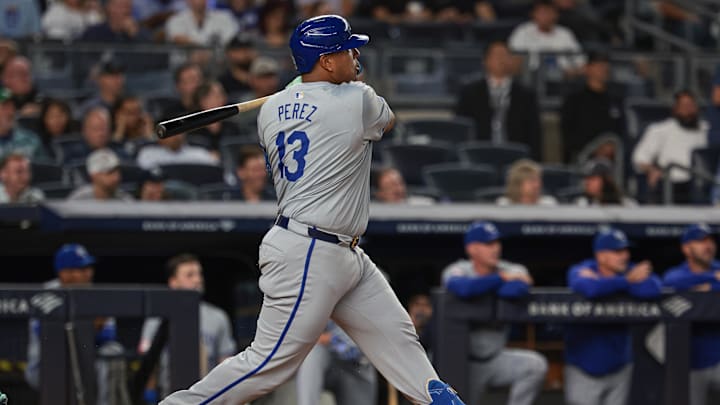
top-left (277, 103), bottom-right (318, 123)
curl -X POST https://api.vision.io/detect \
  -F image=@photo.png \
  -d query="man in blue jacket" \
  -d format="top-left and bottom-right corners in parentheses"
top-left (663, 223), bottom-right (720, 405)
top-left (564, 228), bottom-right (662, 405)
top-left (443, 221), bottom-right (548, 405)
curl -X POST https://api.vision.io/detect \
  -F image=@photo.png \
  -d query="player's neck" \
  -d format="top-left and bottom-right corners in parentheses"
top-left (301, 72), bottom-right (339, 85)
top-left (471, 260), bottom-right (494, 276)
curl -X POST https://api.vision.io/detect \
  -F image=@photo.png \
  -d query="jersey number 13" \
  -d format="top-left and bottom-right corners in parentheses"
top-left (276, 130), bottom-right (309, 181)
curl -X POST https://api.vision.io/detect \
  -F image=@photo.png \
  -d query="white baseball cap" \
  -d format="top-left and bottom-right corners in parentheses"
top-left (86, 148), bottom-right (120, 175)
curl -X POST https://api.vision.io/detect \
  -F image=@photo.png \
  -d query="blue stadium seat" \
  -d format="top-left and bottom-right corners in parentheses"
top-left (541, 165), bottom-right (582, 194)
top-left (163, 180), bottom-right (198, 201)
top-left (198, 184), bottom-right (243, 201)
top-left (404, 117), bottom-right (476, 144)
top-left (423, 163), bottom-right (498, 202)
top-left (37, 182), bottom-right (75, 199)
top-left (31, 161), bottom-right (65, 185)
top-left (382, 143), bottom-right (458, 187)
top-left (625, 100), bottom-right (672, 139)
top-left (458, 142), bottom-right (530, 171)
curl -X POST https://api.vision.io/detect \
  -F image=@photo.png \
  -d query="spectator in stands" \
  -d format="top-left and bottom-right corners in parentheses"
top-left (295, 320), bottom-right (376, 405)
top-left (497, 159), bottom-right (557, 206)
top-left (163, 63), bottom-right (205, 118)
top-left (508, 0), bottom-right (584, 74)
top-left (235, 145), bottom-right (274, 202)
top-left (111, 95), bottom-right (154, 154)
top-left (138, 167), bottom-right (166, 201)
top-left (297, 0), bottom-right (354, 18)
top-left (433, 0), bottom-right (496, 23)
top-left (374, 167), bottom-right (434, 205)
top-left (0, 38), bottom-right (18, 72)
top-left (62, 107), bottom-right (126, 164)
top-left (2, 56), bottom-right (42, 117)
top-left (190, 81), bottom-right (240, 152)
top-left (132, 0), bottom-right (186, 23)
top-left (0, 0), bottom-right (41, 38)
top-left (222, 0), bottom-right (260, 34)
top-left (25, 243), bottom-right (119, 398)
top-left (407, 293), bottom-right (433, 350)
top-left (564, 228), bottom-right (661, 405)
top-left (0, 153), bottom-right (44, 203)
top-left (632, 90), bottom-right (708, 204)
top-left (442, 221), bottom-right (548, 405)
top-left (136, 131), bottom-right (218, 170)
top-left (38, 98), bottom-right (75, 157)
top-left (41, 0), bottom-right (103, 41)
top-left (455, 41), bottom-right (542, 159)
top-left (561, 51), bottom-right (625, 164)
top-left (258, 1), bottom-right (291, 48)
top-left (68, 148), bottom-right (134, 200)
top-left (663, 224), bottom-right (720, 405)
top-left (574, 159), bottom-right (634, 207)
top-left (370, 0), bottom-right (433, 23)
top-left (554, 0), bottom-right (615, 43)
top-left (78, 60), bottom-right (126, 119)
top-left (219, 36), bottom-right (257, 98)
top-left (166, 0), bottom-right (238, 46)
top-left (0, 87), bottom-right (45, 160)
top-left (80, 0), bottom-right (151, 42)
top-left (139, 254), bottom-right (237, 398)
top-left (707, 64), bottom-right (720, 146)
top-left (235, 57), bottom-right (281, 129)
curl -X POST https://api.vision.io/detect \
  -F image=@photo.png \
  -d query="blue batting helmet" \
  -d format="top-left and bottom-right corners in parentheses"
top-left (289, 15), bottom-right (369, 74)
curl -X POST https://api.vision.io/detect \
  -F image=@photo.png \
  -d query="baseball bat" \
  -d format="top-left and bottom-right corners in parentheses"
top-left (155, 95), bottom-right (271, 139)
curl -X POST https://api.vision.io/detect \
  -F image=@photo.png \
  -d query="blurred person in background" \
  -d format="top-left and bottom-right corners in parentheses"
top-left (497, 159), bottom-right (558, 206)
top-left (455, 41), bottom-right (542, 160)
top-left (2, 56), bottom-right (42, 117)
top-left (0, 153), bottom-right (44, 203)
top-left (235, 145), bottom-right (274, 202)
top-left (138, 168), bottom-right (166, 200)
top-left (136, 130), bottom-right (217, 170)
top-left (163, 63), bottom-right (205, 118)
top-left (131, 0), bottom-right (186, 25)
top-left (707, 63), bottom-right (720, 146)
top-left (374, 167), bottom-right (434, 205)
top-left (632, 90), bottom-right (707, 204)
top-left (235, 57), bottom-right (281, 129)
top-left (508, 0), bottom-right (584, 74)
top-left (41, 0), bottom-right (103, 41)
top-left (139, 254), bottom-right (236, 398)
top-left (370, 0), bottom-right (433, 23)
top-left (62, 107), bottom-right (127, 164)
top-left (165, 0), bottom-right (238, 46)
top-left (38, 98), bottom-right (76, 159)
top-left (111, 95), bottom-right (154, 155)
top-left (81, 0), bottom-right (151, 42)
top-left (68, 148), bottom-right (134, 200)
top-left (257, 1), bottom-right (291, 48)
top-left (433, 0), bottom-right (495, 23)
top-left (222, 0), bottom-right (260, 34)
top-left (554, 0), bottom-right (616, 43)
top-left (296, 0), bottom-right (354, 18)
top-left (78, 60), bottom-right (126, 118)
top-left (663, 224), bottom-right (720, 405)
top-left (0, 39), bottom-right (18, 72)
top-left (0, 87), bottom-right (45, 161)
top-left (564, 229), bottom-right (661, 405)
top-left (295, 321), bottom-right (376, 405)
top-left (442, 221), bottom-right (548, 405)
top-left (407, 293), bottom-right (433, 351)
top-left (219, 36), bottom-right (257, 98)
top-left (561, 51), bottom-right (625, 164)
top-left (0, 0), bottom-right (41, 38)
top-left (190, 80), bottom-right (240, 152)
top-left (574, 159), bottom-right (634, 207)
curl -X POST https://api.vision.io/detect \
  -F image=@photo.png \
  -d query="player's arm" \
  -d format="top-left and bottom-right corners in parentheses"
top-left (444, 274), bottom-right (504, 298)
top-left (628, 274), bottom-right (663, 299)
top-left (360, 83), bottom-right (393, 141)
top-left (663, 268), bottom-right (716, 291)
top-left (497, 264), bottom-right (532, 298)
top-left (568, 265), bottom-right (629, 299)
top-left (384, 110), bottom-right (396, 133)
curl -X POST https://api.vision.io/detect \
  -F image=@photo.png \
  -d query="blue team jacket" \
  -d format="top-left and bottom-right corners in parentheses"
top-left (663, 260), bottom-right (720, 369)
top-left (564, 259), bottom-right (662, 376)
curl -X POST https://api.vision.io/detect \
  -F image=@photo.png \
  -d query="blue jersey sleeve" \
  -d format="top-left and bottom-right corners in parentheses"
top-left (568, 265), bottom-right (629, 298)
top-left (628, 275), bottom-right (663, 299)
top-left (497, 280), bottom-right (530, 298)
top-left (663, 268), bottom-right (716, 291)
top-left (445, 274), bottom-right (503, 298)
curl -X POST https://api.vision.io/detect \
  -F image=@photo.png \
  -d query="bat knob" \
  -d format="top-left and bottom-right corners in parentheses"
top-left (155, 124), bottom-right (167, 139)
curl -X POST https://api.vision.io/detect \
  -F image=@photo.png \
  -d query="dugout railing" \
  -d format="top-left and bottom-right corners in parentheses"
top-left (0, 286), bottom-right (199, 405)
top-left (432, 288), bottom-right (720, 405)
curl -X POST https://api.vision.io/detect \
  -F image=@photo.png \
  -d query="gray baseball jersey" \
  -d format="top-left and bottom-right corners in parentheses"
top-left (140, 301), bottom-right (237, 397)
top-left (160, 80), bottom-right (442, 405)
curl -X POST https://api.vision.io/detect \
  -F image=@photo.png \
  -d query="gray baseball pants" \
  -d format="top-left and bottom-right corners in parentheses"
top-left (690, 362), bottom-right (720, 405)
top-left (468, 348), bottom-right (547, 405)
top-left (564, 364), bottom-right (632, 405)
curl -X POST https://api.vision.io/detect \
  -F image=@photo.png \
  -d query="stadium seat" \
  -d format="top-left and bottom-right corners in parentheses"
top-left (219, 136), bottom-right (262, 183)
top-left (31, 161), bottom-right (65, 185)
top-left (159, 163), bottom-right (225, 187)
top-left (37, 182), bottom-right (75, 199)
top-left (690, 146), bottom-right (720, 204)
top-left (163, 180), bottom-right (198, 201)
top-left (186, 134), bottom-right (213, 149)
top-left (423, 163), bottom-right (498, 201)
top-left (51, 135), bottom-right (86, 164)
top-left (382, 143), bottom-right (458, 187)
top-left (625, 100), bottom-right (672, 139)
top-left (474, 186), bottom-right (506, 203)
top-left (17, 116), bottom-right (41, 133)
top-left (458, 142), bottom-right (530, 171)
top-left (198, 184), bottom-right (243, 201)
top-left (541, 165), bottom-right (582, 194)
top-left (403, 117), bottom-right (476, 144)
top-left (117, 163), bottom-right (148, 185)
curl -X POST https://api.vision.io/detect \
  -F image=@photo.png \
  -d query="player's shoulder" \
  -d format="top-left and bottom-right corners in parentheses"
top-left (336, 81), bottom-right (379, 97)
top-left (200, 301), bottom-right (229, 321)
top-left (442, 259), bottom-right (473, 278)
top-left (497, 260), bottom-right (529, 275)
top-left (568, 258), bottom-right (597, 274)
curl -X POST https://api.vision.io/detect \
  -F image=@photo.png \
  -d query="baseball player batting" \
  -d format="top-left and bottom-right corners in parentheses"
top-left (160, 15), bottom-right (465, 405)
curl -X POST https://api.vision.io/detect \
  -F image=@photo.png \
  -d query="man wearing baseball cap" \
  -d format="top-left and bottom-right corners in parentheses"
top-left (442, 221), bottom-right (548, 405)
top-left (663, 224), bottom-right (720, 405)
top-left (564, 228), bottom-right (661, 405)
top-left (67, 148), bottom-right (134, 201)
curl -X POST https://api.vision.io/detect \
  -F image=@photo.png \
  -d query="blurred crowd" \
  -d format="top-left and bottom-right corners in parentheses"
top-left (0, 0), bottom-right (719, 207)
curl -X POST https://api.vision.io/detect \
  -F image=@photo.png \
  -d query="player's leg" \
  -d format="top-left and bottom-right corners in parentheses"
top-left (467, 361), bottom-right (492, 405)
top-left (296, 344), bottom-right (332, 405)
top-left (690, 368), bottom-right (712, 405)
top-left (564, 365), bottom-right (604, 405)
top-left (601, 364), bottom-right (632, 405)
top-left (333, 361), bottom-right (377, 405)
top-left (161, 228), bottom-right (358, 404)
top-left (330, 249), bottom-right (462, 405)
top-left (480, 348), bottom-right (548, 405)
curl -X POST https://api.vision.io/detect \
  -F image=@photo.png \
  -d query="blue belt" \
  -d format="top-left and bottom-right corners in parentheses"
top-left (275, 215), bottom-right (360, 249)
